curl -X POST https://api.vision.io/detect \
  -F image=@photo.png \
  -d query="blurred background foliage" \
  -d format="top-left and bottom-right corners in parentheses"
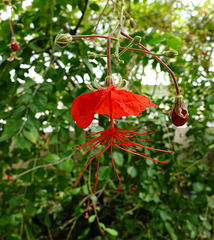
top-left (0, 0), bottom-right (214, 239)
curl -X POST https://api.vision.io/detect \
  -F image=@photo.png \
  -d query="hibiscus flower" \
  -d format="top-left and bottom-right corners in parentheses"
top-left (71, 76), bottom-right (171, 193)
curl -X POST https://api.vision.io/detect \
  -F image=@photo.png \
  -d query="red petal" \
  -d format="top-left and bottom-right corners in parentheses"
top-left (96, 88), bottom-right (157, 118)
top-left (71, 86), bottom-right (114, 128)
top-left (71, 85), bottom-right (156, 128)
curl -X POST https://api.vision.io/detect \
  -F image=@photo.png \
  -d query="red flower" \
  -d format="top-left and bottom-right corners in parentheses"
top-left (71, 81), bottom-right (171, 193)
top-left (170, 95), bottom-right (188, 127)
top-left (131, 187), bottom-right (137, 193)
top-left (71, 85), bottom-right (157, 129)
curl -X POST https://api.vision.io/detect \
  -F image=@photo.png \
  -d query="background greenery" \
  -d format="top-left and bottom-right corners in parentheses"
top-left (0, 0), bottom-right (214, 239)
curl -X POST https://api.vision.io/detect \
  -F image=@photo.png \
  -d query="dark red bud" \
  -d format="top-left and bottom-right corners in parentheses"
top-left (6, 175), bottom-right (12, 180)
top-left (84, 212), bottom-right (89, 220)
top-left (11, 42), bottom-right (19, 51)
top-left (202, 51), bottom-right (206, 56)
top-left (170, 95), bottom-right (188, 127)
top-left (174, 188), bottom-right (178, 194)
top-left (131, 187), bottom-right (137, 193)
top-left (171, 107), bottom-right (188, 127)
top-left (116, 187), bottom-right (123, 193)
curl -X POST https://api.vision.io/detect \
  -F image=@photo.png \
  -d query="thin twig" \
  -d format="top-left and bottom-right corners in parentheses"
top-left (111, 0), bottom-right (132, 19)
top-left (93, 0), bottom-right (110, 34)
top-left (72, 34), bottom-right (118, 41)
top-left (93, 200), bottom-right (106, 237)
top-left (70, 0), bottom-right (88, 35)
top-left (197, 196), bottom-right (213, 240)
top-left (66, 218), bottom-right (77, 240)
top-left (124, 203), bottom-right (142, 215)
top-left (174, 160), bottom-right (202, 176)
top-left (15, 154), bottom-right (73, 179)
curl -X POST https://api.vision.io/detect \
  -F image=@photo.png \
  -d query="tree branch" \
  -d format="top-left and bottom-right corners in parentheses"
top-left (70, 0), bottom-right (89, 35)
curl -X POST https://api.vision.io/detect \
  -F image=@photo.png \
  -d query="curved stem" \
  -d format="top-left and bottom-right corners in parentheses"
top-left (93, 0), bottom-right (109, 34)
top-left (72, 35), bottom-right (118, 41)
top-left (8, 18), bottom-right (14, 36)
top-left (120, 47), bottom-right (162, 56)
top-left (94, 155), bottom-right (100, 193)
top-left (121, 32), bottom-right (181, 95)
top-left (112, 0), bottom-right (132, 19)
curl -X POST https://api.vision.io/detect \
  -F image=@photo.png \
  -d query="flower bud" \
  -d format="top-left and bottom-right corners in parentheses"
top-left (88, 52), bottom-right (97, 59)
top-left (170, 95), bottom-right (188, 127)
top-left (11, 42), bottom-right (19, 51)
top-left (132, 36), bottom-right (141, 45)
top-left (116, 187), bottom-right (123, 193)
top-left (129, 18), bottom-right (136, 28)
top-left (164, 49), bottom-right (178, 58)
top-left (6, 175), bottom-right (12, 180)
top-left (54, 33), bottom-right (73, 48)
top-left (3, 0), bottom-right (11, 5)
top-left (9, 37), bottom-right (19, 51)
top-left (16, 23), bottom-right (24, 28)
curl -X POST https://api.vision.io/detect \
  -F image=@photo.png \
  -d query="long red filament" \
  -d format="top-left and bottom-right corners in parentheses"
top-left (72, 88), bottom-right (171, 193)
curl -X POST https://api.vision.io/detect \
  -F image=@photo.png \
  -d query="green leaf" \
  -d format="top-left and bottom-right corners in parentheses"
top-left (99, 222), bottom-right (106, 230)
top-left (166, 36), bottom-right (181, 50)
top-left (72, 188), bottom-right (81, 195)
top-left (57, 158), bottom-right (73, 172)
top-left (105, 228), bottom-right (118, 237)
top-left (44, 154), bottom-right (60, 163)
top-left (113, 152), bottom-right (124, 166)
top-left (17, 94), bottom-right (33, 104)
top-left (25, 199), bottom-right (36, 216)
top-left (45, 214), bottom-right (52, 228)
top-left (0, 216), bottom-right (11, 227)
top-left (160, 210), bottom-right (172, 221)
top-left (165, 222), bottom-right (177, 240)
top-left (15, 134), bottom-right (32, 150)
top-left (91, 126), bottom-right (105, 132)
top-left (204, 222), bottom-right (212, 230)
top-left (98, 166), bottom-right (111, 181)
top-left (127, 166), bottom-right (137, 178)
top-left (23, 126), bottom-right (39, 143)
top-left (193, 182), bottom-right (204, 192)
top-left (90, 3), bottom-right (100, 11)
top-left (88, 215), bottom-right (96, 223)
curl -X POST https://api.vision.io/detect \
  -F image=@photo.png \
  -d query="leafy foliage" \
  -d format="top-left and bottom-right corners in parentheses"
top-left (0, 0), bottom-right (213, 239)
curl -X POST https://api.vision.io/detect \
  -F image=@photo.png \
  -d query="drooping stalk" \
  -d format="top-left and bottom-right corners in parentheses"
top-left (121, 32), bottom-right (181, 95)
top-left (8, 18), bottom-right (14, 36)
